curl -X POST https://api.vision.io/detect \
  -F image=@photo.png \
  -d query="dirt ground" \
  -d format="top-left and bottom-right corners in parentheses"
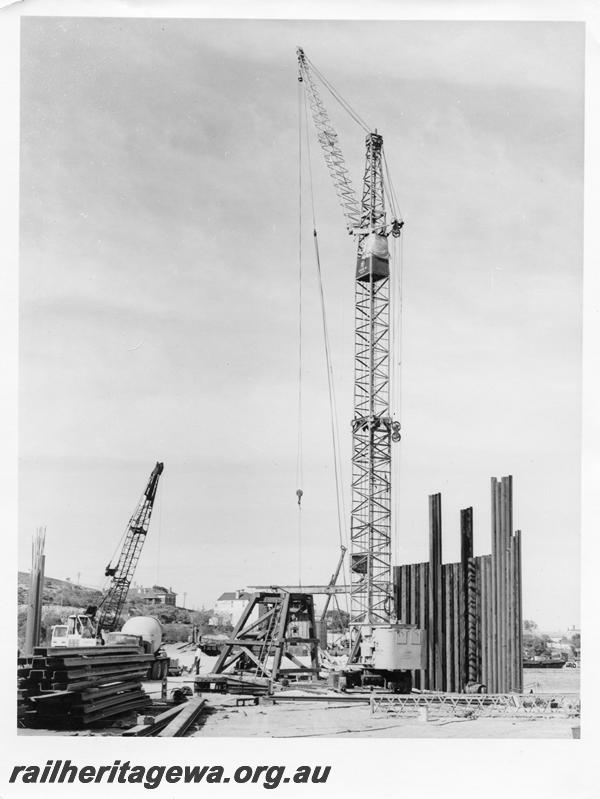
top-left (189, 697), bottom-right (578, 739)
top-left (165, 647), bottom-right (580, 740)
top-left (19, 645), bottom-right (580, 739)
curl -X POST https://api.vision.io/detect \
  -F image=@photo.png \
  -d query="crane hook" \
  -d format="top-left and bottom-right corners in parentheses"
top-left (391, 219), bottom-right (404, 237)
top-left (296, 488), bottom-right (304, 506)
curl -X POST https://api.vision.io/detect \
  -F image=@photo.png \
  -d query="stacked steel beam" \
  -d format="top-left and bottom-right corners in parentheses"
top-left (124, 698), bottom-right (207, 737)
top-left (394, 475), bottom-right (523, 693)
top-left (17, 645), bottom-right (153, 728)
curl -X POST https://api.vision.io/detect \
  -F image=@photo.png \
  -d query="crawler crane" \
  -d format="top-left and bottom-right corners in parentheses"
top-left (52, 463), bottom-right (169, 679)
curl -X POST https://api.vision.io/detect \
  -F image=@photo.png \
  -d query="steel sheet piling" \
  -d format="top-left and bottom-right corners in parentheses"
top-left (467, 556), bottom-right (478, 684)
top-left (410, 563), bottom-right (417, 628)
top-left (428, 494), bottom-right (443, 690)
top-left (485, 554), bottom-right (494, 691)
top-left (480, 556), bottom-right (488, 690)
top-left (475, 556), bottom-right (482, 684)
top-left (392, 477), bottom-right (521, 695)
top-left (509, 534), bottom-right (516, 690)
top-left (443, 566), bottom-right (452, 692)
top-left (419, 561), bottom-right (428, 689)
top-left (498, 477), bottom-right (506, 693)
top-left (515, 528), bottom-right (523, 692)
top-left (452, 562), bottom-right (461, 692)
top-left (460, 508), bottom-right (473, 689)
top-left (490, 478), bottom-right (499, 693)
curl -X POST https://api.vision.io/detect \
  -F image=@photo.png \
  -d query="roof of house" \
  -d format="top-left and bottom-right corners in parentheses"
top-left (216, 591), bottom-right (251, 602)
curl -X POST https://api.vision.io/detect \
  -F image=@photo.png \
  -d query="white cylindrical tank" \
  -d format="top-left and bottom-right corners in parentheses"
top-left (121, 616), bottom-right (163, 654)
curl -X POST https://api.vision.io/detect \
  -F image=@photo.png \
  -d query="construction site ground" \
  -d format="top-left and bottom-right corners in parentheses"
top-left (18, 644), bottom-right (580, 738)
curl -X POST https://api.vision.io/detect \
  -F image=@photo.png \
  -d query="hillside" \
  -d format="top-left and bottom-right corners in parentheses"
top-left (18, 571), bottom-right (103, 609)
top-left (17, 571), bottom-right (224, 649)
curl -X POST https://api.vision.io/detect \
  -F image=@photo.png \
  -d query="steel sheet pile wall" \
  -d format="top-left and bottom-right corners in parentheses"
top-left (394, 476), bottom-right (522, 692)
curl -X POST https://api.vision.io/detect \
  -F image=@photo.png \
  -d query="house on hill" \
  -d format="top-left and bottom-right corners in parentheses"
top-left (213, 590), bottom-right (251, 626)
top-left (131, 584), bottom-right (177, 606)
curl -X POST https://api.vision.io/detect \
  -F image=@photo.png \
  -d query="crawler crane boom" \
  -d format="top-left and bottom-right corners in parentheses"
top-left (95, 461), bottom-right (164, 634)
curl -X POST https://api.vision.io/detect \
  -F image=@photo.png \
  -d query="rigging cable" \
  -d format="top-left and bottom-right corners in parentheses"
top-left (382, 147), bottom-right (403, 224)
top-left (390, 229), bottom-right (405, 569)
top-left (302, 89), bottom-right (350, 614)
top-left (156, 475), bottom-right (162, 585)
top-left (306, 55), bottom-right (371, 133)
top-left (104, 514), bottom-right (128, 573)
top-left (296, 76), bottom-right (304, 589)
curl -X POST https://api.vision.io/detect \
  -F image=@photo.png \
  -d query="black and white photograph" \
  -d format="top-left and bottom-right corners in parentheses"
top-left (2, 3), bottom-right (599, 797)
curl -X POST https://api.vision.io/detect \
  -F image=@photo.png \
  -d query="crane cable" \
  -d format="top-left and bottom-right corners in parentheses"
top-left (382, 147), bottom-right (403, 223)
top-left (301, 87), bottom-right (350, 615)
top-left (381, 142), bottom-right (405, 569)
top-left (390, 229), bottom-right (405, 568)
top-left (296, 77), bottom-right (304, 589)
top-left (105, 514), bottom-right (128, 573)
top-left (305, 54), bottom-right (370, 133)
top-left (156, 478), bottom-right (163, 585)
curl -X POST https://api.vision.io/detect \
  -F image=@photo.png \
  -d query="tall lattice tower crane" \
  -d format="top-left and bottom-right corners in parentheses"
top-left (298, 48), bottom-right (424, 688)
top-left (95, 461), bottom-right (164, 634)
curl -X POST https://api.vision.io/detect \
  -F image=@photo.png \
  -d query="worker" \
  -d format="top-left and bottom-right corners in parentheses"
top-left (193, 644), bottom-right (202, 676)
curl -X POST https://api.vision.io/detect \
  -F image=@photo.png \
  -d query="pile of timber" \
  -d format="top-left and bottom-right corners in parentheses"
top-left (18, 645), bottom-right (153, 728)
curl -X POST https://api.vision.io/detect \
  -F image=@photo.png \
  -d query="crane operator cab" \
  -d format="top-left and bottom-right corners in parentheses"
top-left (341, 622), bottom-right (426, 694)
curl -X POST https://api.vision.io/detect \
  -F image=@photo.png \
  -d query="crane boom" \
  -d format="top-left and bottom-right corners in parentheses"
top-left (95, 462), bottom-right (164, 634)
top-left (297, 48), bottom-right (361, 233)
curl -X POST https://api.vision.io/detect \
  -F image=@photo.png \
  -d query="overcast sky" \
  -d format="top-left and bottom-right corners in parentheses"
top-left (19, 18), bottom-right (583, 630)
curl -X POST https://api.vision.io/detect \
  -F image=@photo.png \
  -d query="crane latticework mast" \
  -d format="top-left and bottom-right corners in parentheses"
top-left (95, 461), bottom-right (164, 634)
top-left (297, 46), bottom-right (403, 638)
top-left (350, 132), bottom-right (398, 629)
